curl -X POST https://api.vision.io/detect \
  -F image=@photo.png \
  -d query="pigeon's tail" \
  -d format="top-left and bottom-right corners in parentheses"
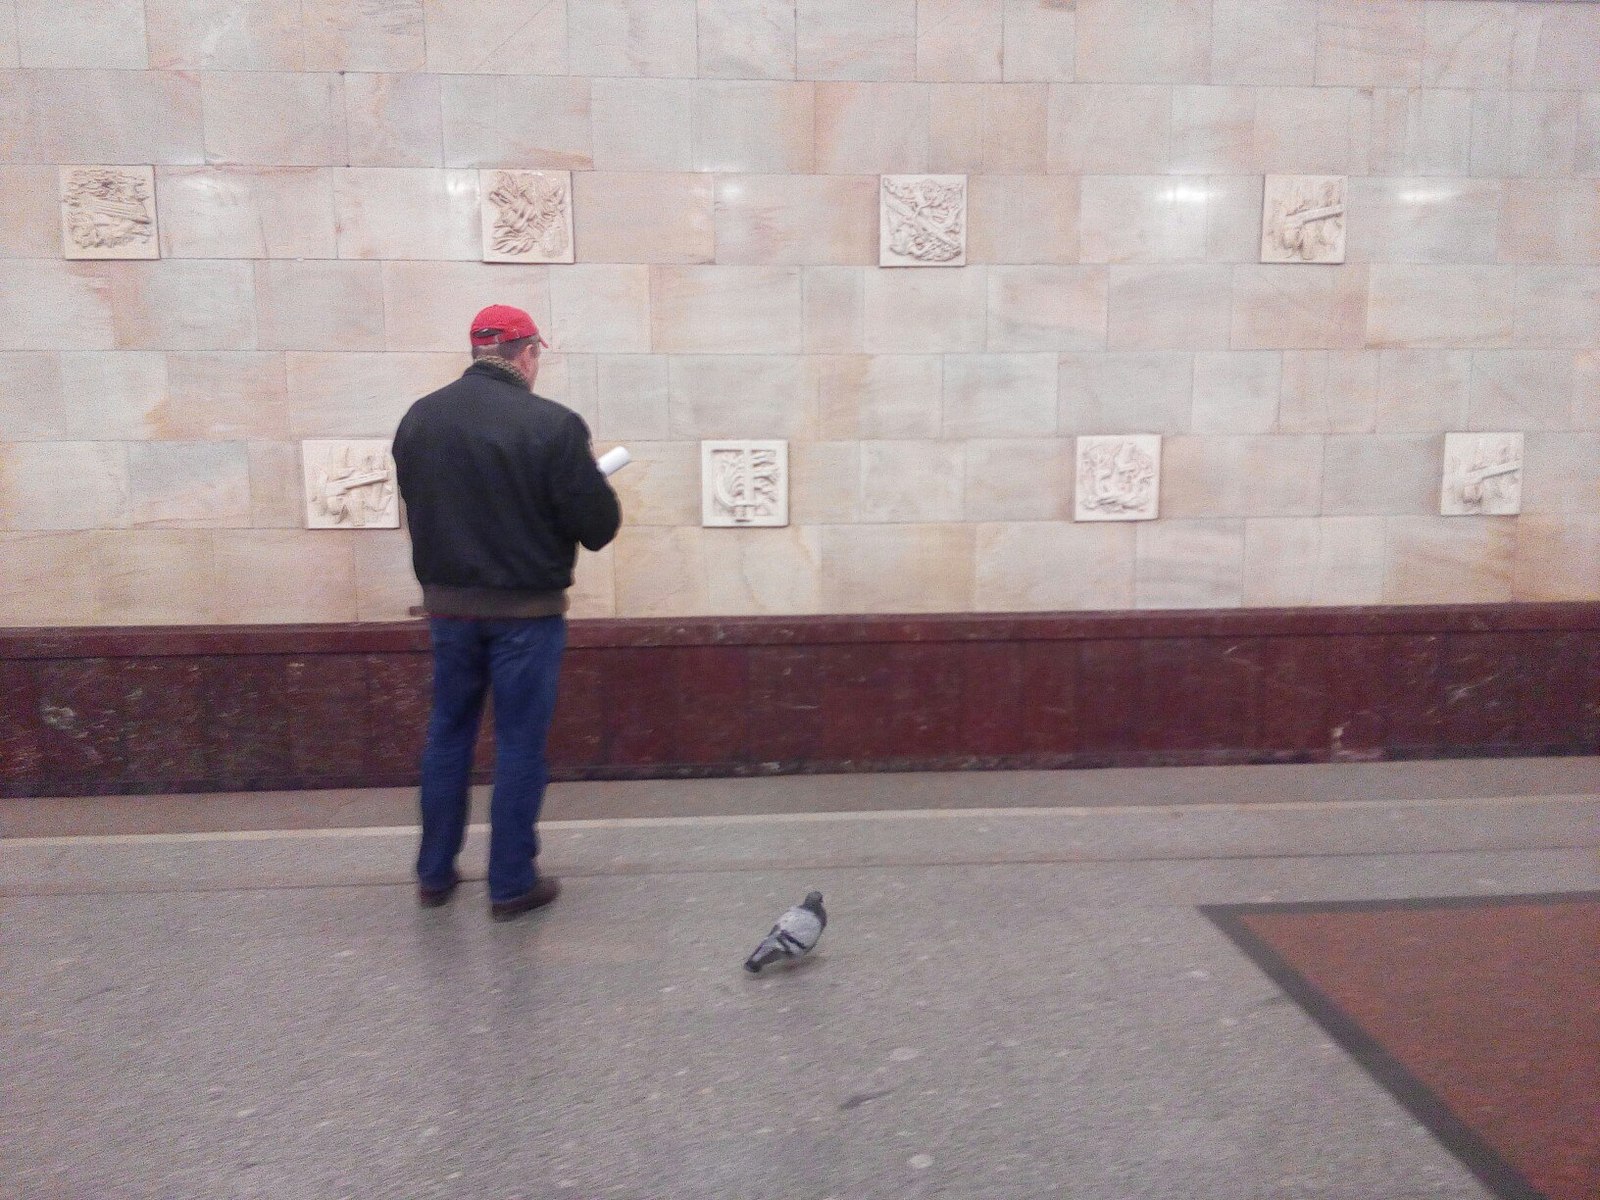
top-left (744, 935), bottom-right (783, 973)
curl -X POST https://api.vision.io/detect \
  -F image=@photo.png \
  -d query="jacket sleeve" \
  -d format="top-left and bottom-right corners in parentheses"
top-left (549, 413), bottom-right (622, 552)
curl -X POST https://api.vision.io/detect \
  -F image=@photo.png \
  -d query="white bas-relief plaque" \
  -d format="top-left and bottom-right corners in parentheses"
top-left (1075, 435), bottom-right (1161, 522)
top-left (1260, 175), bottom-right (1346, 264)
top-left (480, 169), bottom-right (574, 264)
top-left (880, 174), bottom-right (967, 267)
top-left (302, 440), bottom-right (400, 529)
top-left (701, 441), bottom-right (789, 528)
top-left (60, 165), bottom-right (159, 260)
top-left (1441, 432), bottom-right (1523, 516)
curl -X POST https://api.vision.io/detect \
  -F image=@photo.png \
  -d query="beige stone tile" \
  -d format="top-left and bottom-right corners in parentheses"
top-left (147, 0), bottom-right (301, 68)
top-left (0, 262), bottom-right (112, 350)
top-left (698, 0), bottom-right (796, 79)
top-left (593, 355), bottom-right (670, 441)
top-left (1211, 0), bottom-right (1316, 85)
top-left (941, 354), bottom-right (1058, 438)
top-left (1168, 88), bottom-right (1258, 175)
top-left (1521, 432), bottom-right (1600, 516)
top-left (963, 439), bottom-right (1073, 522)
top-left (573, 172), bottom-right (713, 264)
top-left (0, 352), bottom-right (61, 439)
top-left (816, 355), bottom-right (941, 439)
top-left (422, 0), bottom-right (568, 74)
top-left (33, 69), bottom-right (204, 164)
top-left (1107, 265), bottom-right (1232, 351)
top-left (1513, 514), bottom-right (1600, 601)
top-left (1344, 178), bottom-right (1500, 266)
top-left (52, 352), bottom-right (169, 440)
top-left (590, 79), bottom-right (694, 172)
top-left (1357, 88), bottom-right (1473, 177)
top-left (1527, 2), bottom-right (1600, 90)
top-left (797, 0), bottom-right (916, 81)
top-left (813, 82), bottom-right (930, 173)
top-left (1059, 351), bottom-right (1193, 434)
top-left (929, 83), bottom-right (1047, 173)
top-left (705, 526), bottom-right (822, 616)
top-left (986, 266), bottom-right (1107, 352)
top-left (1497, 181), bottom-right (1600, 267)
top-left (1190, 352), bottom-right (1281, 435)
top-left (246, 440), bottom-right (302, 528)
top-left (383, 261), bottom-right (551, 354)
top-left (1470, 91), bottom-right (1579, 178)
top-left (569, 0), bottom-right (696, 77)
top-left (1277, 350), bottom-right (1379, 434)
top-left (1134, 519), bottom-right (1244, 609)
top-left (1513, 268), bottom-right (1600, 350)
top-left (158, 167), bottom-right (338, 259)
top-left (332, 168), bottom-right (479, 260)
top-left (1574, 351), bottom-right (1600, 431)
top-left (803, 267), bottom-right (864, 353)
top-left (548, 265), bottom-right (651, 354)
top-left (966, 175), bottom-right (1079, 265)
top-left (1315, 0), bottom-right (1423, 86)
top-left (16, 0), bottom-right (145, 68)
top-left (90, 529), bottom-right (216, 624)
top-left (160, 353), bottom-right (289, 441)
top-left (1366, 265), bottom-right (1516, 349)
top-left (214, 529), bottom-right (357, 622)
top-left (0, 532), bottom-right (100, 624)
top-left (0, 3), bottom-right (14, 68)
top-left (0, 70), bottom-right (36, 162)
top-left (1080, 176), bottom-right (1208, 264)
top-left (715, 175), bottom-right (875, 266)
top-left (0, 165), bottom-right (55, 256)
top-left (1467, 351), bottom-right (1576, 433)
top-left (1578, 95), bottom-right (1600, 178)
top-left (1312, 515), bottom-right (1386, 604)
top-left (286, 352), bottom-right (462, 438)
top-left (105, 261), bottom-right (256, 352)
top-left (255, 262), bottom-right (385, 353)
top-left (820, 522), bottom-right (974, 613)
top-left (608, 441), bottom-right (699, 527)
top-left (975, 521), bottom-right (1134, 610)
top-left (613, 527), bottom-right (709, 617)
top-left (1001, 0), bottom-right (1075, 82)
top-left (650, 266), bottom-right (803, 355)
top-left (1231, 265), bottom-right (1368, 352)
top-left (1162, 434), bottom-right (1322, 518)
top-left (202, 72), bottom-right (346, 166)
top-left (345, 74), bottom-right (442, 168)
top-left (1383, 515), bottom-right (1513, 604)
top-left (127, 441), bottom-right (250, 529)
top-left (916, 0), bottom-right (1001, 81)
top-left (568, 541), bottom-right (617, 619)
top-left (302, 0), bottom-right (426, 70)
top-left (790, 440), bottom-right (861, 522)
top-left (1047, 83), bottom-right (1169, 174)
top-left (694, 81), bottom-right (814, 174)
top-left (0, 441), bottom-right (128, 530)
top-left (1372, 349), bottom-right (1470, 433)
top-left (1322, 433), bottom-right (1438, 516)
top-left (1242, 516), bottom-right (1318, 605)
top-left (350, 528), bottom-right (422, 621)
top-left (862, 267), bottom-right (986, 354)
top-left (1204, 175), bottom-right (1266, 263)
top-left (1076, 0), bottom-right (1209, 83)
top-left (1252, 86), bottom-right (1352, 175)
top-left (538, 353), bottom-right (596, 427)
top-left (858, 440), bottom-right (963, 522)
top-left (1421, 1), bottom-right (1519, 88)
top-left (668, 356), bottom-right (818, 438)
top-left (441, 76), bottom-right (592, 170)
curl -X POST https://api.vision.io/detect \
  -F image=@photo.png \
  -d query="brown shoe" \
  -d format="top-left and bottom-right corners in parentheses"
top-left (418, 880), bottom-right (458, 908)
top-left (490, 876), bottom-right (561, 922)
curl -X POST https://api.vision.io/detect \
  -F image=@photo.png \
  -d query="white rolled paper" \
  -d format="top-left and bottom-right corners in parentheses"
top-left (597, 446), bottom-right (631, 477)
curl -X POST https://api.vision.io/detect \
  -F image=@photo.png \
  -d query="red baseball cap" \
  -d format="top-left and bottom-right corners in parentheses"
top-left (469, 304), bottom-right (548, 348)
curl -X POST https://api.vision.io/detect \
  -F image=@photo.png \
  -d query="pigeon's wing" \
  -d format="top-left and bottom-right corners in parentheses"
top-left (775, 906), bottom-right (824, 952)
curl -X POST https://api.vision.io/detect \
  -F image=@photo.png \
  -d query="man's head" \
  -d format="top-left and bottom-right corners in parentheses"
top-left (469, 304), bottom-right (548, 387)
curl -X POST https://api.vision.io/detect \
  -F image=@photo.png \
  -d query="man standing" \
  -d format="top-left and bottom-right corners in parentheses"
top-left (393, 305), bottom-right (620, 920)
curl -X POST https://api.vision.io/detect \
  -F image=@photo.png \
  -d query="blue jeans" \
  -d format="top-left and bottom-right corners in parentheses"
top-left (416, 616), bottom-right (567, 903)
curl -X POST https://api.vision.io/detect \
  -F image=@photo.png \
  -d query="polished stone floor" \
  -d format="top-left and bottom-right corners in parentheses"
top-left (3, 760), bottom-right (1597, 1200)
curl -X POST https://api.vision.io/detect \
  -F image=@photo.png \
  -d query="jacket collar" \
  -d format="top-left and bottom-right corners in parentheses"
top-left (465, 357), bottom-right (531, 390)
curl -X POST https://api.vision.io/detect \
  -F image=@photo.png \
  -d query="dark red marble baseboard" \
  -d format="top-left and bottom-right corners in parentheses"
top-left (3, 604), bottom-right (1597, 798)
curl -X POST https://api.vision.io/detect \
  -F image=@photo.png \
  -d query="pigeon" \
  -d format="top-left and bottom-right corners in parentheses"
top-left (744, 891), bottom-right (827, 973)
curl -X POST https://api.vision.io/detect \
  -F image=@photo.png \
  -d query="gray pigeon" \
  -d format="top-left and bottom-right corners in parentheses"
top-left (744, 891), bottom-right (827, 973)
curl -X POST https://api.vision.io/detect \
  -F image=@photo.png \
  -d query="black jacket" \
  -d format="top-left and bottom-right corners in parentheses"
top-left (393, 361), bottom-right (621, 600)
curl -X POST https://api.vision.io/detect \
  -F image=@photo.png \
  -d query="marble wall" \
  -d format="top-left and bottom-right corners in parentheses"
top-left (0, 0), bottom-right (1597, 625)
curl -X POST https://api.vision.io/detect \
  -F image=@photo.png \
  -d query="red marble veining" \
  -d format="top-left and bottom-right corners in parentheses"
top-left (1242, 900), bottom-right (1600, 1200)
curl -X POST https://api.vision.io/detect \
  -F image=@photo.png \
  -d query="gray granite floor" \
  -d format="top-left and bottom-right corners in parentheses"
top-left (4, 773), bottom-right (1598, 1199)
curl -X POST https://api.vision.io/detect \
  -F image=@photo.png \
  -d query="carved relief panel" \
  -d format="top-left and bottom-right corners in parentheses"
top-left (1075, 435), bottom-right (1161, 522)
top-left (880, 175), bottom-right (967, 267)
top-left (302, 440), bottom-right (400, 529)
top-left (480, 170), bottom-right (575, 264)
top-left (701, 441), bottom-right (789, 528)
top-left (1441, 432), bottom-right (1523, 516)
top-left (1260, 175), bottom-right (1346, 264)
top-left (60, 165), bottom-right (159, 260)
